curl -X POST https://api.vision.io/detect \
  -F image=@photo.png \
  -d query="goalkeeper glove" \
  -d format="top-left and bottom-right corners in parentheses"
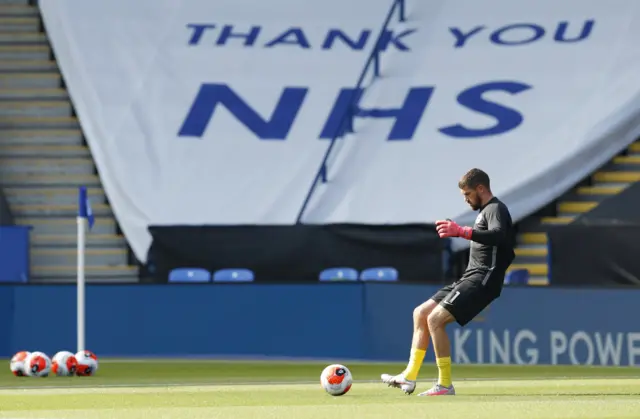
top-left (435, 219), bottom-right (472, 240)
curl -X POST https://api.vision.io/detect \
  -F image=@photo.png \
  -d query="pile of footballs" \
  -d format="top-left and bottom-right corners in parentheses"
top-left (10, 350), bottom-right (98, 377)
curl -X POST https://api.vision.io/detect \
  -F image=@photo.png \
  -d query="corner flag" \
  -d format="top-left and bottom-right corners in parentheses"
top-left (76, 185), bottom-right (94, 353)
top-left (78, 186), bottom-right (94, 230)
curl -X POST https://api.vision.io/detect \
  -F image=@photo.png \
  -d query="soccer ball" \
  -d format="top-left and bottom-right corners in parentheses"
top-left (52, 351), bottom-right (78, 376)
top-left (320, 364), bottom-right (353, 396)
top-left (75, 350), bottom-right (98, 376)
top-left (24, 351), bottom-right (51, 377)
top-left (9, 351), bottom-right (30, 377)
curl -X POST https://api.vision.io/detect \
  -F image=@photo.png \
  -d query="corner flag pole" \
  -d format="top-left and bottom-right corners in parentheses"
top-left (77, 186), bottom-right (94, 353)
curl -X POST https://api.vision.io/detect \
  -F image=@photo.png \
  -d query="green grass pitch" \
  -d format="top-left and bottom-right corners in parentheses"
top-left (0, 360), bottom-right (638, 418)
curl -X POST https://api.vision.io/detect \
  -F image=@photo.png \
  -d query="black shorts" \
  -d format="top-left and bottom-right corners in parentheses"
top-left (431, 275), bottom-right (502, 327)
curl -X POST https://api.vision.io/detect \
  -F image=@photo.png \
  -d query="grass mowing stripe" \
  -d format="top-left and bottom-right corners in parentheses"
top-left (0, 361), bottom-right (637, 392)
top-left (1, 376), bottom-right (639, 392)
top-left (1, 381), bottom-right (639, 419)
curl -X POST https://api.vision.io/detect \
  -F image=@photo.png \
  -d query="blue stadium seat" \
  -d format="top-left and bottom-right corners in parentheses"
top-left (504, 269), bottom-right (529, 285)
top-left (319, 267), bottom-right (359, 282)
top-left (360, 267), bottom-right (398, 282)
top-left (168, 268), bottom-right (211, 283)
top-left (213, 268), bottom-right (255, 283)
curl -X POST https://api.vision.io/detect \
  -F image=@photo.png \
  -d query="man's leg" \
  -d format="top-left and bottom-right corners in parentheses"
top-left (381, 285), bottom-right (454, 394)
top-left (418, 280), bottom-right (495, 396)
top-left (427, 305), bottom-right (455, 390)
top-left (404, 299), bottom-right (438, 379)
top-left (381, 300), bottom-right (436, 394)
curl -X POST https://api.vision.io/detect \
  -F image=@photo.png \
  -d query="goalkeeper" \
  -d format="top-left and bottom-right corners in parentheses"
top-left (381, 168), bottom-right (516, 396)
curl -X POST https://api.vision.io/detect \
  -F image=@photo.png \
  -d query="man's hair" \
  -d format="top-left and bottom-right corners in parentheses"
top-left (458, 168), bottom-right (491, 190)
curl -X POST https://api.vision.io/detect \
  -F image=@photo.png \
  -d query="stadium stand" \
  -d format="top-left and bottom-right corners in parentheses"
top-left (509, 139), bottom-right (640, 285)
top-left (1, 0), bottom-right (640, 288)
top-left (0, 1), bottom-right (137, 282)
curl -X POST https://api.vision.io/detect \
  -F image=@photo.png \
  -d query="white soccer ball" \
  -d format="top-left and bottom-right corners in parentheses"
top-left (24, 351), bottom-right (51, 377)
top-left (10, 351), bottom-right (30, 377)
top-left (75, 350), bottom-right (98, 376)
top-left (52, 351), bottom-right (78, 376)
top-left (320, 364), bottom-right (353, 396)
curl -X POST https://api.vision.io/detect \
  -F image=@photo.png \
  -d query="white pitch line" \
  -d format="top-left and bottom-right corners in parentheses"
top-left (95, 358), bottom-right (408, 364)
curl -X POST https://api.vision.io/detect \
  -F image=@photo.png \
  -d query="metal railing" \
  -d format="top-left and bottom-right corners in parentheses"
top-left (295, 0), bottom-right (406, 223)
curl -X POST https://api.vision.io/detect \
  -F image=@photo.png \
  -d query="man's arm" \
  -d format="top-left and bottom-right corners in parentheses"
top-left (436, 205), bottom-right (511, 242)
top-left (470, 204), bottom-right (508, 246)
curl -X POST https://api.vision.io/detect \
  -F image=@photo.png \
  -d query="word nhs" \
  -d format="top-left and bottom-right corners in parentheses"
top-left (187, 24), bottom-right (415, 51)
top-left (179, 82), bottom-right (530, 140)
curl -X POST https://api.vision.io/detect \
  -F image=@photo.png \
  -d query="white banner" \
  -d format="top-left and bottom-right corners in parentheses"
top-left (40, 0), bottom-right (397, 261)
top-left (41, 0), bottom-right (640, 260)
top-left (302, 0), bottom-right (640, 231)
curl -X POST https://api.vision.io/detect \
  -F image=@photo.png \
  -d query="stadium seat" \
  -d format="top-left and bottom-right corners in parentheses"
top-left (213, 268), bottom-right (255, 283)
top-left (319, 267), bottom-right (359, 282)
top-left (168, 268), bottom-right (211, 283)
top-left (504, 269), bottom-right (530, 285)
top-left (359, 267), bottom-right (398, 282)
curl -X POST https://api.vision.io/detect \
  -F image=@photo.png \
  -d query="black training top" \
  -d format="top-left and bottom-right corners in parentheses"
top-left (462, 197), bottom-right (516, 286)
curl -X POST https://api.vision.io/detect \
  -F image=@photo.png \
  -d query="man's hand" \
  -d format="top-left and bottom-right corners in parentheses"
top-left (435, 219), bottom-right (472, 240)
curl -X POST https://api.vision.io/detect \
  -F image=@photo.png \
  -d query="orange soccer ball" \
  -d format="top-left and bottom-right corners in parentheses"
top-left (52, 351), bottom-right (78, 376)
top-left (9, 351), bottom-right (30, 377)
top-left (320, 364), bottom-right (353, 396)
top-left (75, 350), bottom-right (99, 376)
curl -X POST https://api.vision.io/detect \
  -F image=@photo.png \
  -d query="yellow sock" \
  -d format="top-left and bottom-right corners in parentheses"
top-left (436, 356), bottom-right (452, 387)
top-left (403, 348), bottom-right (426, 381)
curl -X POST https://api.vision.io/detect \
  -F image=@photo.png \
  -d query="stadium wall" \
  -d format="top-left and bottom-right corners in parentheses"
top-left (5, 284), bottom-right (640, 367)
